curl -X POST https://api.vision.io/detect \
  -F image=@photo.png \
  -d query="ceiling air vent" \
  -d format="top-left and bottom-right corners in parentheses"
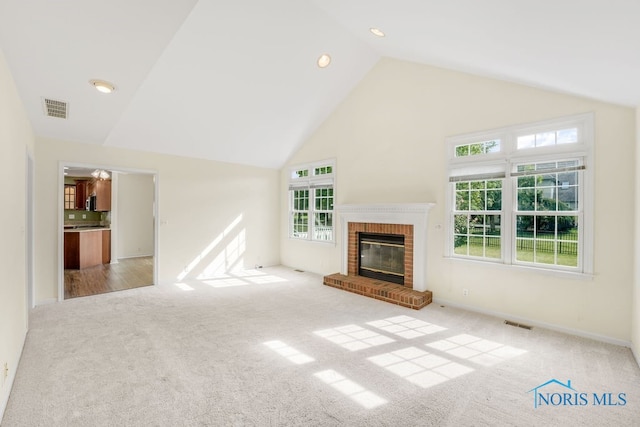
top-left (42, 98), bottom-right (68, 119)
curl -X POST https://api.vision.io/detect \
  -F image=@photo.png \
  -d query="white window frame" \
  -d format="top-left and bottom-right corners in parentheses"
top-left (445, 113), bottom-right (594, 275)
top-left (288, 159), bottom-right (336, 243)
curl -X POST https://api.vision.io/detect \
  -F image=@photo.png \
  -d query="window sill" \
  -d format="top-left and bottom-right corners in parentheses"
top-left (443, 256), bottom-right (594, 281)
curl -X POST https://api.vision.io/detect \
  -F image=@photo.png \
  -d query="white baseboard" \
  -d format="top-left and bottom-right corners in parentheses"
top-left (35, 298), bottom-right (57, 306)
top-left (0, 328), bottom-right (27, 421)
top-left (433, 297), bottom-right (632, 348)
top-left (117, 254), bottom-right (153, 260)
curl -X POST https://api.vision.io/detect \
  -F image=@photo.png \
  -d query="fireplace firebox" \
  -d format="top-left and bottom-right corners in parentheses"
top-left (358, 232), bottom-right (405, 285)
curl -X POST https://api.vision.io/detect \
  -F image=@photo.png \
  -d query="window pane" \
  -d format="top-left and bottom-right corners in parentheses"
top-left (558, 171), bottom-right (577, 186)
top-left (517, 134), bottom-right (535, 149)
top-left (558, 186), bottom-right (577, 211)
top-left (470, 143), bottom-right (483, 155)
top-left (516, 215), bottom-right (534, 237)
top-left (517, 188), bottom-right (535, 210)
top-left (558, 250), bottom-right (578, 267)
top-left (454, 235), bottom-right (468, 255)
top-left (292, 169), bottom-right (308, 178)
top-left (516, 239), bottom-right (534, 262)
top-left (456, 190), bottom-right (469, 210)
top-left (485, 140), bottom-right (501, 153)
top-left (469, 215), bottom-right (484, 234)
top-left (485, 235), bottom-right (501, 259)
top-left (470, 190), bottom-right (485, 210)
top-left (292, 213), bottom-right (308, 238)
top-left (455, 145), bottom-right (469, 157)
top-left (536, 186), bottom-right (557, 211)
top-left (557, 128), bottom-right (577, 145)
top-left (559, 217), bottom-right (578, 239)
top-left (454, 214), bottom-right (468, 234)
top-left (486, 190), bottom-right (501, 210)
top-left (469, 236), bottom-right (484, 256)
top-left (314, 213), bottom-right (333, 241)
top-left (537, 215), bottom-right (556, 237)
top-left (486, 180), bottom-right (501, 189)
top-left (518, 175), bottom-right (535, 188)
top-left (536, 132), bottom-right (555, 147)
top-left (534, 240), bottom-right (556, 264)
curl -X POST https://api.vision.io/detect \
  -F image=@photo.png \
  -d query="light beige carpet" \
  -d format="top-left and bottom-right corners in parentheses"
top-left (3, 266), bottom-right (639, 426)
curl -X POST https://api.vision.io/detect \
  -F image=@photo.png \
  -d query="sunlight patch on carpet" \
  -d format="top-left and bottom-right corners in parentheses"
top-left (426, 334), bottom-right (527, 367)
top-left (368, 346), bottom-right (474, 389)
top-left (174, 282), bottom-right (194, 291)
top-left (264, 340), bottom-right (315, 365)
top-left (366, 315), bottom-right (447, 339)
top-left (202, 278), bottom-right (250, 288)
top-left (314, 369), bottom-right (387, 409)
top-left (314, 324), bottom-right (395, 352)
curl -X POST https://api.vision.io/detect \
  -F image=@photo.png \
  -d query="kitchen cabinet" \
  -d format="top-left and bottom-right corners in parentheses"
top-left (64, 228), bottom-right (111, 269)
top-left (102, 229), bottom-right (111, 264)
top-left (88, 179), bottom-right (111, 211)
top-left (64, 185), bottom-right (76, 210)
top-left (75, 180), bottom-right (88, 210)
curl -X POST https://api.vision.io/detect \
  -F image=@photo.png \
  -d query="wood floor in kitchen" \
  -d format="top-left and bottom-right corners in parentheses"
top-left (64, 256), bottom-right (154, 299)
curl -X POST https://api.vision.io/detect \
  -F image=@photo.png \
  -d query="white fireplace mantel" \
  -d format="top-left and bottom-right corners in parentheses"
top-left (335, 203), bottom-right (435, 292)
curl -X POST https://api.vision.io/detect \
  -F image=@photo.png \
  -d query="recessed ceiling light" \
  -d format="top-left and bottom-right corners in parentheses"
top-left (370, 28), bottom-right (385, 37)
top-left (317, 54), bottom-right (331, 68)
top-left (89, 79), bottom-right (116, 94)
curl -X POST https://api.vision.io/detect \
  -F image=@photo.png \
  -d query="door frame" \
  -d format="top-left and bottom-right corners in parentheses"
top-left (26, 150), bottom-right (35, 319)
top-left (58, 161), bottom-right (159, 301)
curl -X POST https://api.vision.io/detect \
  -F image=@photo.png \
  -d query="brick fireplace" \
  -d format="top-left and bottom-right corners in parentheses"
top-left (324, 203), bottom-right (434, 309)
top-left (348, 222), bottom-right (414, 288)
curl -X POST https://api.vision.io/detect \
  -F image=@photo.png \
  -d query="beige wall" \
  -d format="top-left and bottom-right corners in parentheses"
top-left (116, 173), bottom-right (155, 258)
top-left (633, 107), bottom-right (640, 361)
top-left (281, 58), bottom-right (636, 344)
top-left (35, 138), bottom-right (280, 302)
top-left (0, 48), bottom-right (34, 417)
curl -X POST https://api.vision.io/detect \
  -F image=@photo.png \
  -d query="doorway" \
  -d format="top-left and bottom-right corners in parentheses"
top-left (59, 164), bottom-right (158, 300)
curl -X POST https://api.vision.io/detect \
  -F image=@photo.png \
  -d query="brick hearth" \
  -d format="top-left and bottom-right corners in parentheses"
top-left (323, 273), bottom-right (432, 310)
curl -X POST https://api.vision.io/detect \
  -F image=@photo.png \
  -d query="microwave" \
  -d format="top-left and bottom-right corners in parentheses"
top-left (86, 195), bottom-right (96, 211)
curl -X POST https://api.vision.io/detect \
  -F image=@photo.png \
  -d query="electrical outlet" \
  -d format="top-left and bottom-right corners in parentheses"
top-left (68, 214), bottom-right (75, 219)
top-left (82, 214), bottom-right (86, 219)
top-left (463, 288), bottom-right (469, 297)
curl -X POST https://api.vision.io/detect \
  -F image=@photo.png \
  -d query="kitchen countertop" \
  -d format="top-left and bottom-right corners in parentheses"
top-left (64, 226), bottom-right (111, 233)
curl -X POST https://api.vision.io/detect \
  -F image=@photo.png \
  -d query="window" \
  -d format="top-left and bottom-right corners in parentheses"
top-left (453, 179), bottom-right (502, 259)
top-left (447, 113), bottom-right (593, 274)
top-left (289, 160), bottom-right (335, 242)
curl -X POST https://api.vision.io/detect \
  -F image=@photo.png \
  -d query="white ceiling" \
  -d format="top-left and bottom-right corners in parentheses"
top-left (1, 0), bottom-right (638, 169)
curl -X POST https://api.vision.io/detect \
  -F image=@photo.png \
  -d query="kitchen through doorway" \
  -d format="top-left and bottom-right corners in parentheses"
top-left (60, 165), bottom-right (158, 299)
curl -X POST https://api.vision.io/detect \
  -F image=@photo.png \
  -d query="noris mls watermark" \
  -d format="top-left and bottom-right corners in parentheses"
top-left (528, 379), bottom-right (627, 409)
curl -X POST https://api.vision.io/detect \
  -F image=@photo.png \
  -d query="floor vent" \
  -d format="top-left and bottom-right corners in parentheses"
top-left (504, 320), bottom-right (533, 330)
top-left (42, 98), bottom-right (68, 119)
top-left (294, 269), bottom-right (305, 272)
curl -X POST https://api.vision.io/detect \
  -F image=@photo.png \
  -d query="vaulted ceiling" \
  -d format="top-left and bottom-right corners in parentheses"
top-left (1, 0), bottom-right (638, 169)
